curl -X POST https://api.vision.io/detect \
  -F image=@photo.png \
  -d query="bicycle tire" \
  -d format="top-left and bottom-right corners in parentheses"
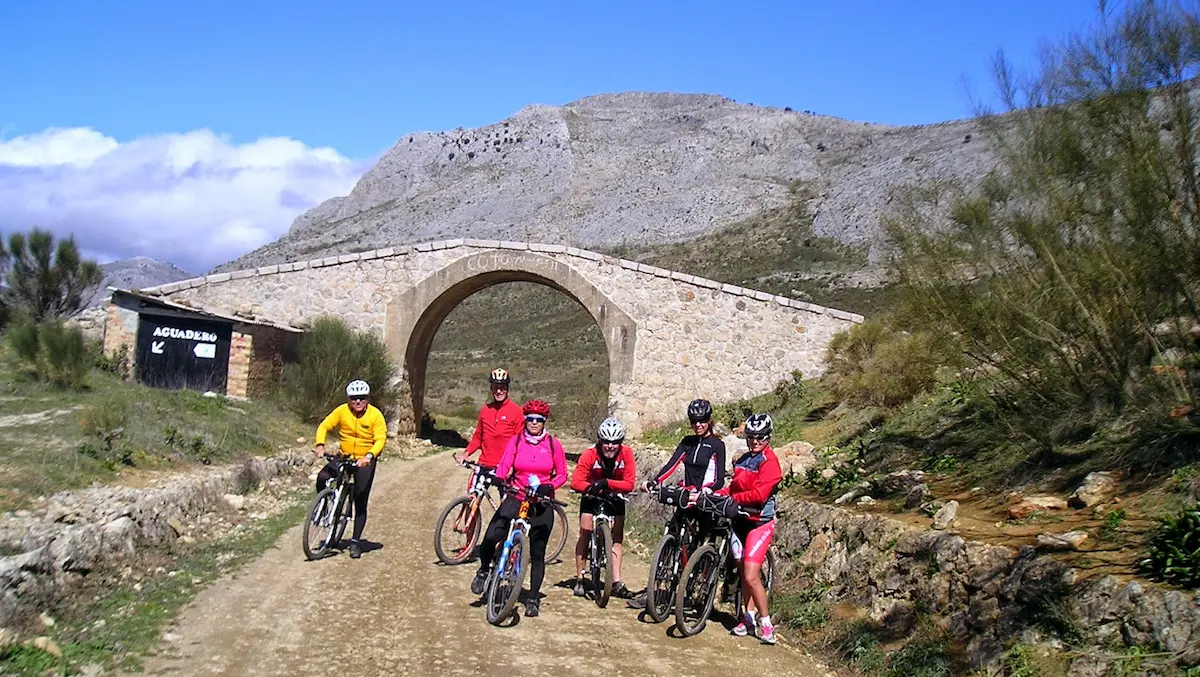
top-left (674, 543), bottom-right (721, 637)
top-left (547, 503), bottom-right (569, 562)
top-left (486, 530), bottom-right (530, 625)
top-left (734, 547), bottom-right (775, 617)
top-left (592, 521), bottom-right (614, 608)
top-left (433, 495), bottom-right (482, 565)
top-left (645, 532), bottom-right (679, 622)
top-left (302, 488), bottom-right (337, 560)
top-left (331, 488), bottom-right (351, 547)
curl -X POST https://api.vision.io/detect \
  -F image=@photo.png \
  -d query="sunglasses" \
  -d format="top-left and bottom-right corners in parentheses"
top-left (525, 415), bottom-right (546, 423)
top-left (349, 396), bottom-right (368, 402)
top-left (746, 434), bottom-right (769, 442)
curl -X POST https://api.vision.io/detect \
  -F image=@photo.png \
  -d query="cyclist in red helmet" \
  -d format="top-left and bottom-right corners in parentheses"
top-left (455, 368), bottom-right (523, 489)
top-left (470, 399), bottom-right (567, 618)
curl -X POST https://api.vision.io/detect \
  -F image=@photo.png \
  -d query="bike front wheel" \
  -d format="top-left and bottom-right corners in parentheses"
top-left (433, 495), bottom-right (482, 565)
top-left (302, 488), bottom-right (338, 561)
top-left (674, 543), bottom-right (721, 637)
top-left (591, 521), bottom-right (614, 608)
top-left (547, 503), bottom-right (569, 562)
top-left (485, 530), bottom-right (530, 625)
top-left (645, 532), bottom-right (679, 622)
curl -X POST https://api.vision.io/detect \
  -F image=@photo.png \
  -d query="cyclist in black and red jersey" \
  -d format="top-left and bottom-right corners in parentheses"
top-left (628, 398), bottom-right (726, 609)
top-left (644, 398), bottom-right (727, 494)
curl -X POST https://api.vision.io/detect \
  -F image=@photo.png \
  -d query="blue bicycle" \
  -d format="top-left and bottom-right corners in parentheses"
top-left (484, 476), bottom-right (567, 625)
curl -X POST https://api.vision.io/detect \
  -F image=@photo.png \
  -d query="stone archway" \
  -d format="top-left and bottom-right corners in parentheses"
top-left (384, 250), bottom-right (637, 434)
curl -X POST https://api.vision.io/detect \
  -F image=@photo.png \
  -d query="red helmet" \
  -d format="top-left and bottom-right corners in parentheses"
top-left (522, 399), bottom-right (551, 417)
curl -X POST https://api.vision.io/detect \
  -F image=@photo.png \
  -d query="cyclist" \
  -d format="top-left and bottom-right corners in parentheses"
top-left (470, 399), bottom-right (567, 618)
top-left (455, 368), bottom-right (523, 487)
top-left (569, 417), bottom-right (637, 599)
top-left (717, 413), bottom-right (783, 645)
top-left (313, 379), bottom-right (388, 559)
top-left (629, 398), bottom-right (727, 609)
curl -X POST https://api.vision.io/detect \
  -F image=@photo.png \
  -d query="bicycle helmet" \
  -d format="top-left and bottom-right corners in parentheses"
top-left (522, 399), bottom-right (551, 417)
top-left (687, 398), bottom-right (713, 423)
top-left (744, 413), bottom-right (773, 437)
top-left (597, 417), bottom-right (625, 443)
top-left (346, 380), bottom-right (371, 397)
top-left (488, 368), bottom-right (511, 386)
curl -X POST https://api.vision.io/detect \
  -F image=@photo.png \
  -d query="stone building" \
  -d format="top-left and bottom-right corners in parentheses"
top-left (102, 288), bottom-right (300, 399)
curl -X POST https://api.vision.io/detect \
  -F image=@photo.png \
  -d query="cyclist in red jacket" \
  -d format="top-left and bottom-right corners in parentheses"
top-left (717, 413), bottom-right (783, 645)
top-left (569, 417), bottom-right (637, 599)
top-left (455, 368), bottom-right (522, 487)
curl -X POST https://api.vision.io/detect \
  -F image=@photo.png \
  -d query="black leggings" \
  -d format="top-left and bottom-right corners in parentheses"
top-left (478, 496), bottom-right (553, 598)
top-left (317, 458), bottom-right (376, 541)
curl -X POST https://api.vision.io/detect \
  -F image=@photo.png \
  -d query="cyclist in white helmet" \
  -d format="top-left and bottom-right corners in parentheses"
top-left (569, 417), bottom-right (637, 599)
top-left (313, 379), bottom-right (388, 559)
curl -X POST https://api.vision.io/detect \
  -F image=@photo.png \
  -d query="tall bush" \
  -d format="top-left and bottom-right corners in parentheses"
top-left (1, 228), bottom-right (102, 324)
top-left (279, 316), bottom-right (400, 423)
top-left (6, 319), bottom-right (91, 388)
top-left (824, 319), bottom-right (943, 408)
top-left (884, 0), bottom-right (1200, 467)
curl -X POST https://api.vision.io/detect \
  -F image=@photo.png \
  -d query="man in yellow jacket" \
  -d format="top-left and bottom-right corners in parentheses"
top-left (314, 379), bottom-right (388, 559)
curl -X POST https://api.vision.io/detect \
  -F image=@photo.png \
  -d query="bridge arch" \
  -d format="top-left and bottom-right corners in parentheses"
top-left (384, 250), bottom-right (637, 433)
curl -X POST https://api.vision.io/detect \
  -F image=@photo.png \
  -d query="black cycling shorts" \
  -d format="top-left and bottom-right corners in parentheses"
top-left (580, 495), bottom-right (626, 518)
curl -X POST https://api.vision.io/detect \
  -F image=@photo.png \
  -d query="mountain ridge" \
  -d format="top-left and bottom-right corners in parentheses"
top-left (213, 91), bottom-right (997, 273)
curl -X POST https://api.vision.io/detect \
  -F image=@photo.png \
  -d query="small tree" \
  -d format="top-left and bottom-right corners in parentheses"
top-left (1, 228), bottom-right (102, 323)
top-left (279, 316), bottom-right (401, 423)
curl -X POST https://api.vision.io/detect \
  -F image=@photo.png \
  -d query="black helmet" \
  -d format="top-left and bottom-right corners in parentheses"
top-left (744, 413), bottom-right (773, 438)
top-left (687, 399), bottom-right (713, 423)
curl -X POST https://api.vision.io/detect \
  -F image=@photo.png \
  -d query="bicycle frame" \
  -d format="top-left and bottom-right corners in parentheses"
top-left (493, 493), bottom-right (533, 580)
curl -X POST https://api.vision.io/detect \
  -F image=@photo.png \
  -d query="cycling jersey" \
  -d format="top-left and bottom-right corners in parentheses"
top-left (570, 444), bottom-right (636, 494)
top-left (494, 432), bottom-right (567, 496)
top-left (463, 399), bottom-right (524, 468)
top-left (718, 445), bottom-right (782, 523)
top-left (315, 403), bottom-right (387, 460)
top-left (653, 434), bottom-right (726, 490)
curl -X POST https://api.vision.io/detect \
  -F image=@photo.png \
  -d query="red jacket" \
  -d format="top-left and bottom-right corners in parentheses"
top-left (717, 445), bottom-right (782, 521)
top-left (463, 398), bottom-right (524, 468)
top-left (570, 444), bottom-right (636, 493)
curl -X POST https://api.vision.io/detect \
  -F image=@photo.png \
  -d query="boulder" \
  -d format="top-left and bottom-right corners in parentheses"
top-left (1007, 496), bottom-right (1068, 520)
top-left (1068, 471), bottom-right (1120, 508)
top-left (905, 483), bottom-right (930, 509)
top-left (1037, 531), bottom-right (1089, 551)
top-left (871, 470), bottom-right (926, 496)
top-left (933, 500), bottom-right (959, 530)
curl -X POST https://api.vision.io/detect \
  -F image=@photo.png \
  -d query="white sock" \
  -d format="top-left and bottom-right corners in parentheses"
top-left (760, 615), bottom-right (772, 627)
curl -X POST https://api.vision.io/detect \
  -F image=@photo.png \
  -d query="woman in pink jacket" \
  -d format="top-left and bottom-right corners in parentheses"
top-left (469, 399), bottom-right (567, 617)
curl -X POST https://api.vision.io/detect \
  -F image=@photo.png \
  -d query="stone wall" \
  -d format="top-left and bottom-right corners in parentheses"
top-left (773, 500), bottom-right (1200, 672)
top-left (101, 305), bottom-right (139, 380)
top-left (227, 332), bottom-right (252, 398)
top-left (0, 453), bottom-right (309, 628)
top-left (246, 327), bottom-right (289, 399)
top-left (142, 240), bottom-right (863, 435)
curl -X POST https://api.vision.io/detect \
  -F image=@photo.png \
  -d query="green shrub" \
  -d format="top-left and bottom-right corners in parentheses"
top-left (78, 399), bottom-right (132, 467)
top-left (279, 316), bottom-right (400, 423)
top-left (6, 319), bottom-right (90, 388)
top-left (1140, 508), bottom-right (1200, 589)
top-left (825, 319), bottom-right (943, 408)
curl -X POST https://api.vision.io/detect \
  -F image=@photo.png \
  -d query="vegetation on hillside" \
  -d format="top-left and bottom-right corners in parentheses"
top-left (0, 229), bottom-right (102, 327)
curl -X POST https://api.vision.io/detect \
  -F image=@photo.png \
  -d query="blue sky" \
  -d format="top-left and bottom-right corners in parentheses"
top-left (0, 0), bottom-right (1109, 272)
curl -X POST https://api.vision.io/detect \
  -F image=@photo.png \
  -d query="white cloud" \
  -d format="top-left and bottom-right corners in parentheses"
top-left (0, 127), bottom-right (367, 274)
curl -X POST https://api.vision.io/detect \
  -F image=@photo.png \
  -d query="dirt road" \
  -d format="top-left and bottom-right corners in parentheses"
top-left (135, 451), bottom-right (830, 676)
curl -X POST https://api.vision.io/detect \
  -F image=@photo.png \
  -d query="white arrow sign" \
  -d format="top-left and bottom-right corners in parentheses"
top-left (193, 343), bottom-right (216, 359)
top-left (151, 341), bottom-right (164, 354)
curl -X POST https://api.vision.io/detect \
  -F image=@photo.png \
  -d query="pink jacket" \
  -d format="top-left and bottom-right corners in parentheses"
top-left (495, 433), bottom-right (568, 497)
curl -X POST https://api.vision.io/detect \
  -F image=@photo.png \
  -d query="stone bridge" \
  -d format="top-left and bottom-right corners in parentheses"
top-left (140, 239), bottom-right (864, 436)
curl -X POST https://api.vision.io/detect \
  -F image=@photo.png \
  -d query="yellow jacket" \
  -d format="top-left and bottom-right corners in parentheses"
top-left (315, 404), bottom-right (387, 460)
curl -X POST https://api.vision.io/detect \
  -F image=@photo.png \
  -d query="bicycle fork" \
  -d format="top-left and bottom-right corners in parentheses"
top-left (496, 518), bottom-right (529, 578)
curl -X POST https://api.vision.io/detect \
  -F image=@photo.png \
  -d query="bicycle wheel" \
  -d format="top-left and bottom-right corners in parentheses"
top-left (734, 547), bottom-right (775, 617)
top-left (591, 521), bottom-right (615, 608)
top-left (674, 543), bottom-right (721, 637)
top-left (485, 530), bottom-right (530, 625)
top-left (331, 488), bottom-right (351, 547)
top-left (433, 495), bottom-right (482, 565)
top-left (645, 533), bottom-right (679, 622)
top-left (302, 489), bottom-right (338, 560)
top-left (547, 503), bottom-right (569, 562)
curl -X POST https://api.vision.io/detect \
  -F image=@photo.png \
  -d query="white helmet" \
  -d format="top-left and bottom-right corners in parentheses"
top-left (346, 380), bottom-right (371, 397)
top-left (597, 417), bottom-right (625, 443)
top-left (744, 413), bottom-right (773, 437)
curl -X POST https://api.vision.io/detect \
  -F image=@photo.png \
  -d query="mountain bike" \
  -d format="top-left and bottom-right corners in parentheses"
top-left (302, 453), bottom-right (357, 560)
top-left (573, 489), bottom-right (628, 608)
top-left (434, 460), bottom-right (502, 565)
top-left (484, 476), bottom-right (568, 625)
top-left (643, 483), bottom-right (706, 623)
top-left (673, 491), bottom-right (761, 637)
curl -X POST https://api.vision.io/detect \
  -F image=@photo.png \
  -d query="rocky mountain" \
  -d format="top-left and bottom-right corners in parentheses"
top-left (88, 256), bottom-right (193, 307)
top-left (215, 92), bottom-right (999, 272)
